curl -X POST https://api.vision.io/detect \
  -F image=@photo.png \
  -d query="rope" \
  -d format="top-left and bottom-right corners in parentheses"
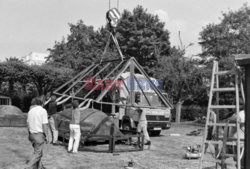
top-left (99, 33), bottom-right (111, 64)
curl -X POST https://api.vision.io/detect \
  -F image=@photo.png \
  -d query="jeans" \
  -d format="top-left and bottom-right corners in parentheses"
top-left (48, 117), bottom-right (58, 143)
top-left (68, 124), bottom-right (81, 153)
top-left (137, 121), bottom-right (150, 141)
top-left (26, 133), bottom-right (45, 169)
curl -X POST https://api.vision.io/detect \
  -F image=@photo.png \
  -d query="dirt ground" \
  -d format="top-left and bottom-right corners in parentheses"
top-left (0, 123), bottom-right (236, 169)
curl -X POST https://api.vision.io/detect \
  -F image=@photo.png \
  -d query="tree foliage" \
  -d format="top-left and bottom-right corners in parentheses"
top-left (29, 65), bottom-right (73, 95)
top-left (47, 20), bottom-right (108, 71)
top-left (0, 57), bottom-right (30, 95)
top-left (155, 48), bottom-right (207, 105)
top-left (117, 6), bottom-right (171, 75)
top-left (0, 59), bottom-right (73, 96)
top-left (199, 4), bottom-right (250, 60)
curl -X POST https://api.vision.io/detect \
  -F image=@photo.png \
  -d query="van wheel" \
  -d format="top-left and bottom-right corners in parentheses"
top-left (150, 130), bottom-right (161, 136)
top-left (122, 122), bottom-right (132, 131)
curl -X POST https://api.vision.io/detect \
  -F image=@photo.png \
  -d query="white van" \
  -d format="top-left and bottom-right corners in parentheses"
top-left (118, 72), bottom-right (171, 136)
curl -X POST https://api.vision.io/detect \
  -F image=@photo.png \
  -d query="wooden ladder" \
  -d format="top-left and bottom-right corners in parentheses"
top-left (199, 61), bottom-right (245, 169)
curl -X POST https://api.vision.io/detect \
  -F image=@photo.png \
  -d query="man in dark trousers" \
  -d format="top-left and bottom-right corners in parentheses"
top-left (44, 95), bottom-right (71, 145)
top-left (26, 97), bottom-right (49, 169)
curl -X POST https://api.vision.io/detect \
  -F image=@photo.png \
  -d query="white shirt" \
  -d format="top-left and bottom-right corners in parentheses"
top-left (229, 110), bottom-right (245, 123)
top-left (228, 110), bottom-right (245, 140)
top-left (139, 110), bottom-right (147, 123)
top-left (209, 110), bottom-right (216, 123)
top-left (27, 106), bottom-right (48, 133)
top-left (239, 110), bottom-right (245, 123)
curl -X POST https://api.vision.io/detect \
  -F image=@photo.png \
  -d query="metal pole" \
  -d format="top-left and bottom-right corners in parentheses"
top-left (130, 60), bottom-right (135, 105)
top-left (245, 66), bottom-right (250, 169)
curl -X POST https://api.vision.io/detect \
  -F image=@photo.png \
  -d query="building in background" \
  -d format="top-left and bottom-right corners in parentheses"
top-left (0, 95), bottom-right (11, 105)
top-left (21, 52), bottom-right (48, 65)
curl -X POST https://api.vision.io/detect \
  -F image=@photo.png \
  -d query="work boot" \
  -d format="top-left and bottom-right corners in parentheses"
top-left (52, 141), bottom-right (61, 146)
top-left (144, 141), bottom-right (151, 145)
top-left (145, 141), bottom-right (151, 150)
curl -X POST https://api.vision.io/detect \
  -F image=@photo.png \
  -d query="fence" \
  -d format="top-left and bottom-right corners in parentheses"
top-left (0, 95), bottom-right (11, 105)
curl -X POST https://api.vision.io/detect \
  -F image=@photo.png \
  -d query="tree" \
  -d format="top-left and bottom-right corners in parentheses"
top-left (117, 5), bottom-right (171, 75)
top-left (47, 20), bottom-right (108, 71)
top-left (155, 48), bottom-right (207, 121)
top-left (0, 57), bottom-right (73, 97)
top-left (199, 4), bottom-right (250, 60)
top-left (29, 65), bottom-right (73, 95)
top-left (0, 57), bottom-right (30, 96)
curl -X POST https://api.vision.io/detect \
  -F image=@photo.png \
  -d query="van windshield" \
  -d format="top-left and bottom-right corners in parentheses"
top-left (140, 93), bottom-right (162, 106)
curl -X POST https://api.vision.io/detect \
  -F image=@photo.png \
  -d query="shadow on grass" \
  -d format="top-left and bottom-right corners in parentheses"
top-left (59, 139), bottom-right (143, 153)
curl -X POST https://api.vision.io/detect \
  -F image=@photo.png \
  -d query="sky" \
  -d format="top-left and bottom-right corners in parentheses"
top-left (0, 0), bottom-right (248, 61)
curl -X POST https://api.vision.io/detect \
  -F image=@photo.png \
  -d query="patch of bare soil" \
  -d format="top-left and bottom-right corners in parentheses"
top-left (0, 124), bottom-right (223, 169)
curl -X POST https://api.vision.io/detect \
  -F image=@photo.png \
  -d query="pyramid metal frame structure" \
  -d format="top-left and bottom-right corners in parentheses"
top-left (53, 31), bottom-right (173, 110)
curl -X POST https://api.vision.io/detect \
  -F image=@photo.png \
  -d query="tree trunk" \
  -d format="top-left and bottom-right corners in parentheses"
top-left (175, 100), bottom-right (183, 123)
top-left (8, 80), bottom-right (14, 96)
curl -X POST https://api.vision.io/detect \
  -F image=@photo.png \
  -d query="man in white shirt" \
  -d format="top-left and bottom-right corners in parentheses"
top-left (26, 97), bottom-right (49, 169)
top-left (137, 108), bottom-right (151, 145)
top-left (134, 92), bottom-right (151, 146)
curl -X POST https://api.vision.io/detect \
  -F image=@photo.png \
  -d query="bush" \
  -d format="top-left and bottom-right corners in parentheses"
top-left (182, 105), bottom-right (207, 121)
top-left (171, 105), bottom-right (207, 121)
top-left (11, 95), bottom-right (22, 110)
top-left (11, 94), bottom-right (37, 113)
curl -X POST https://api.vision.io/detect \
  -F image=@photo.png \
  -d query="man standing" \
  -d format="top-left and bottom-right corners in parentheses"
top-left (205, 110), bottom-right (216, 153)
top-left (26, 97), bottom-right (49, 169)
top-left (137, 108), bottom-right (151, 146)
top-left (68, 99), bottom-right (92, 153)
top-left (44, 95), bottom-right (71, 145)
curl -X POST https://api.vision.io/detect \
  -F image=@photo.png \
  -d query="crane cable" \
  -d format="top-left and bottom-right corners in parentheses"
top-left (109, 0), bottom-right (119, 10)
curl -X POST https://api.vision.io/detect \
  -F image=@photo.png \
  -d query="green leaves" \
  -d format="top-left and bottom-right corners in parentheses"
top-left (117, 6), bottom-right (170, 72)
top-left (0, 59), bottom-right (73, 96)
top-left (199, 4), bottom-right (250, 60)
top-left (47, 20), bottom-right (105, 71)
top-left (28, 64), bottom-right (73, 95)
top-left (154, 48), bottom-right (207, 105)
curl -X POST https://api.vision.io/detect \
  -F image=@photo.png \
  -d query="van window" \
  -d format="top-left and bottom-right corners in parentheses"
top-left (140, 93), bottom-right (162, 106)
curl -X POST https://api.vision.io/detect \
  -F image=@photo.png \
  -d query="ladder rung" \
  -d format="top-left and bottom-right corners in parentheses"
top-left (205, 140), bottom-right (236, 145)
top-left (218, 137), bottom-right (245, 142)
top-left (214, 70), bottom-right (233, 75)
top-left (207, 123), bottom-right (236, 127)
top-left (212, 88), bottom-right (235, 92)
top-left (202, 159), bottom-right (236, 165)
top-left (210, 105), bottom-right (236, 109)
top-left (202, 159), bottom-right (221, 163)
top-left (222, 154), bottom-right (237, 158)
